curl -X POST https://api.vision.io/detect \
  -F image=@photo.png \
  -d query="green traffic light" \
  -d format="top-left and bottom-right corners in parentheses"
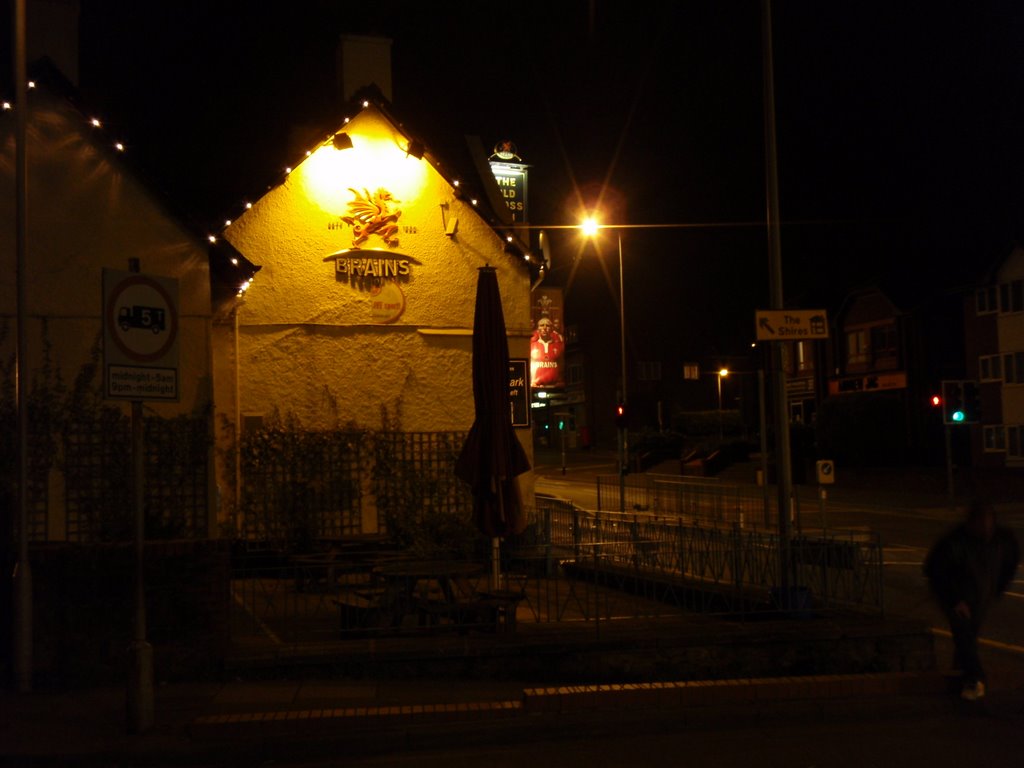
top-left (952, 410), bottom-right (965, 422)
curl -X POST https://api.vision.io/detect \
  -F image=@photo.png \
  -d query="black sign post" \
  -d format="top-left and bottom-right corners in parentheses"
top-left (509, 359), bottom-right (530, 427)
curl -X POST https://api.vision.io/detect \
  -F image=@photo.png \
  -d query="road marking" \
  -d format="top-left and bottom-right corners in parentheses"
top-left (931, 627), bottom-right (1024, 655)
top-left (1005, 590), bottom-right (1024, 600)
top-left (537, 464), bottom-right (614, 473)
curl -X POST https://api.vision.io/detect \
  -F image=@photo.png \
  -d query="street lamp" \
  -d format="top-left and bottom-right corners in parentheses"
top-left (717, 368), bottom-right (729, 443)
top-left (581, 216), bottom-right (628, 513)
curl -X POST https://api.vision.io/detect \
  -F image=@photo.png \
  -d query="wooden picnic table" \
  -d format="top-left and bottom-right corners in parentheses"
top-left (369, 560), bottom-right (526, 633)
top-left (291, 551), bottom-right (377, 592)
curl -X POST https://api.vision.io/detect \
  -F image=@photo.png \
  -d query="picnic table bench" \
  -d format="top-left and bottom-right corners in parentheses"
top-left (335, 560), bottom-right (524, 635)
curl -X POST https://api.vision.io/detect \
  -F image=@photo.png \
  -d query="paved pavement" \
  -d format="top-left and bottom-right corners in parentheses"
top-left (4, 668), bottom-right (1024, 766)
top-left (2, 452), bottom-right (1022, 766)
top-left (5, 668), bottom-right (1023, 766)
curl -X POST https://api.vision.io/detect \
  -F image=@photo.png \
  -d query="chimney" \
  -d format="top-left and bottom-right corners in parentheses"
top-left (336, 35), bottom-right (392, 103)
top-left (28, 0), bottom-right (81, 85)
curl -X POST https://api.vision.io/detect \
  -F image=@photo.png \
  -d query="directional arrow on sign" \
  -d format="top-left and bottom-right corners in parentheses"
top-left (758, 317), bottom-right (775, 335)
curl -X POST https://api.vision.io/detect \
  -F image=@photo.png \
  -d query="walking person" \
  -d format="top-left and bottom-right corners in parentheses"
top-left (924, 499), bottom-right (1019, 701)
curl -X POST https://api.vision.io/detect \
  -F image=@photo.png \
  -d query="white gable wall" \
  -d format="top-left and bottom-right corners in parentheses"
top-left (217, 105), bottom-right (534, 529)
top-left (0, 87), bottom-right (215, 538)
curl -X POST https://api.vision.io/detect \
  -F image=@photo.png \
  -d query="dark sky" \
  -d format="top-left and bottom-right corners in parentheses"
top-left (11, 0), bottom-right (1024, 359)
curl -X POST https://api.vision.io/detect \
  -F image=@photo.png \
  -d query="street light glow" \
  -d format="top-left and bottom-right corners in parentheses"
top-left (719, 368), bottom-right (729, 378)
top-left (580, 216), bottom-right (600, 237)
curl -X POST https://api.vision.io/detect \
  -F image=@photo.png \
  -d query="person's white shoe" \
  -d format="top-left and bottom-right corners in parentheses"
top-left (961, 681), bottom-right (986, 701)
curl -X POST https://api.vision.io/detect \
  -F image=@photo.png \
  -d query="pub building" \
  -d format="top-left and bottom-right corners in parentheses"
top-left (0, 41), bottom-right (541, 684)
top-left (2, 51), bottom-right (539, 544)
top-left (211, 97), bottom-right (539, 538)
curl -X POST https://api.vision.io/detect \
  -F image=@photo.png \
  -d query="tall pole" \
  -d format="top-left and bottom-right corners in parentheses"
top-left (13, 0), bottom-right (34, 694)
top-left (717, 373), bottom-right (722, 442)
top-left (762, 0), bottom-right (794, 594)
top-left (758, 369), bottom-right (771, 527)
top-left (717, 371), bottom-right (729, 443)
top-left (618, 233), bottom-right (627, 513)
top-left (579, 219), bottom-right (628, 510)
top-left (126, 259), bottom-right (154, 733)
top-left (944, 424), bottom-right (954, 504)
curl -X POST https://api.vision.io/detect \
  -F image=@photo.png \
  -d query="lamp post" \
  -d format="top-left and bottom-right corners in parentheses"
top-left (717, 368), bottom-right (729, 443)
top-left (581, 217), bottom-right (628, 513)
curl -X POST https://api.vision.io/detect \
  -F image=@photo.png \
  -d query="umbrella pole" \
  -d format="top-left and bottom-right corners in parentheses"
top-left (491, 536), bottom-right (501, 590)
top-left (492, 482), bottom-right (504, 589)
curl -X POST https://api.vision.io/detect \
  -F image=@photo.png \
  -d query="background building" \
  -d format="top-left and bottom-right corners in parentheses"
top-left (0, 62), bottom-right (217, 543)
top-left (965, 245), bottom-right (1024, 468)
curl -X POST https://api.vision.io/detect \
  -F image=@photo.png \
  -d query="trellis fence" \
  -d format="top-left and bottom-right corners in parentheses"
top-left (62, 412), bottom-right (210, 542)
top-left (239, 429), bottom-right (473, 545)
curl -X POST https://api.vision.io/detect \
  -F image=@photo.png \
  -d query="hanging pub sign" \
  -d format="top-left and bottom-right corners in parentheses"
top-left (530, 288), bottom-right (565, 390)
top-left (489, 141), bottom-right (529, 224)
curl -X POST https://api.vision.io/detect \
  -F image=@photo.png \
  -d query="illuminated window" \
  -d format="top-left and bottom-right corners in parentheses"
top-left (845, 329), bottom-right (868, 370)
top-left (795, 340), bottom-right (814, 373)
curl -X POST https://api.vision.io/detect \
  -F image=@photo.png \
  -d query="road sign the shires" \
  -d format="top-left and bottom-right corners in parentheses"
top-left (103, 269), bottom-right (180, 401)
top-left (755, 309), bottom-right (829, 341)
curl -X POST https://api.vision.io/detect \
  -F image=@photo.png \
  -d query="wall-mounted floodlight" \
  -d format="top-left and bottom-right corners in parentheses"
top-left (406, 139), bottom-right (425, 159)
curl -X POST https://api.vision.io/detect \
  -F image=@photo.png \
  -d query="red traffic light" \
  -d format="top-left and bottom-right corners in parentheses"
top-left (930, 394), bottom-right (942, 407)
top-left (614, 403), bottom-right (627, 428)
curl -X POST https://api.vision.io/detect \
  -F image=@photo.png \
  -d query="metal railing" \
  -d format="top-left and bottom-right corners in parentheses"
top-left (227, 498), bottom-right (883, 655)
top-left (527, 498), bottom-right (883, 614)
top-left (596, 473), bottom-right (773, 528)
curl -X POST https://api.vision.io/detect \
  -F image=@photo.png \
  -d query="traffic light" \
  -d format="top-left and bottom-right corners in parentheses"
top-left (962, 380), bottom-right (981, 423)
top-left (614, 403), bottom-right (627, 429)
top-left (941, 380), bottom-right (965, 424)
top-left (929, 393), bottom-right (942, 408)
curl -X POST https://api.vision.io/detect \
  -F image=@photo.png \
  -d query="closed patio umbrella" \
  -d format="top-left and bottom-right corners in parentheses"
top-left (455, 266), bottom-right (530, 586)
